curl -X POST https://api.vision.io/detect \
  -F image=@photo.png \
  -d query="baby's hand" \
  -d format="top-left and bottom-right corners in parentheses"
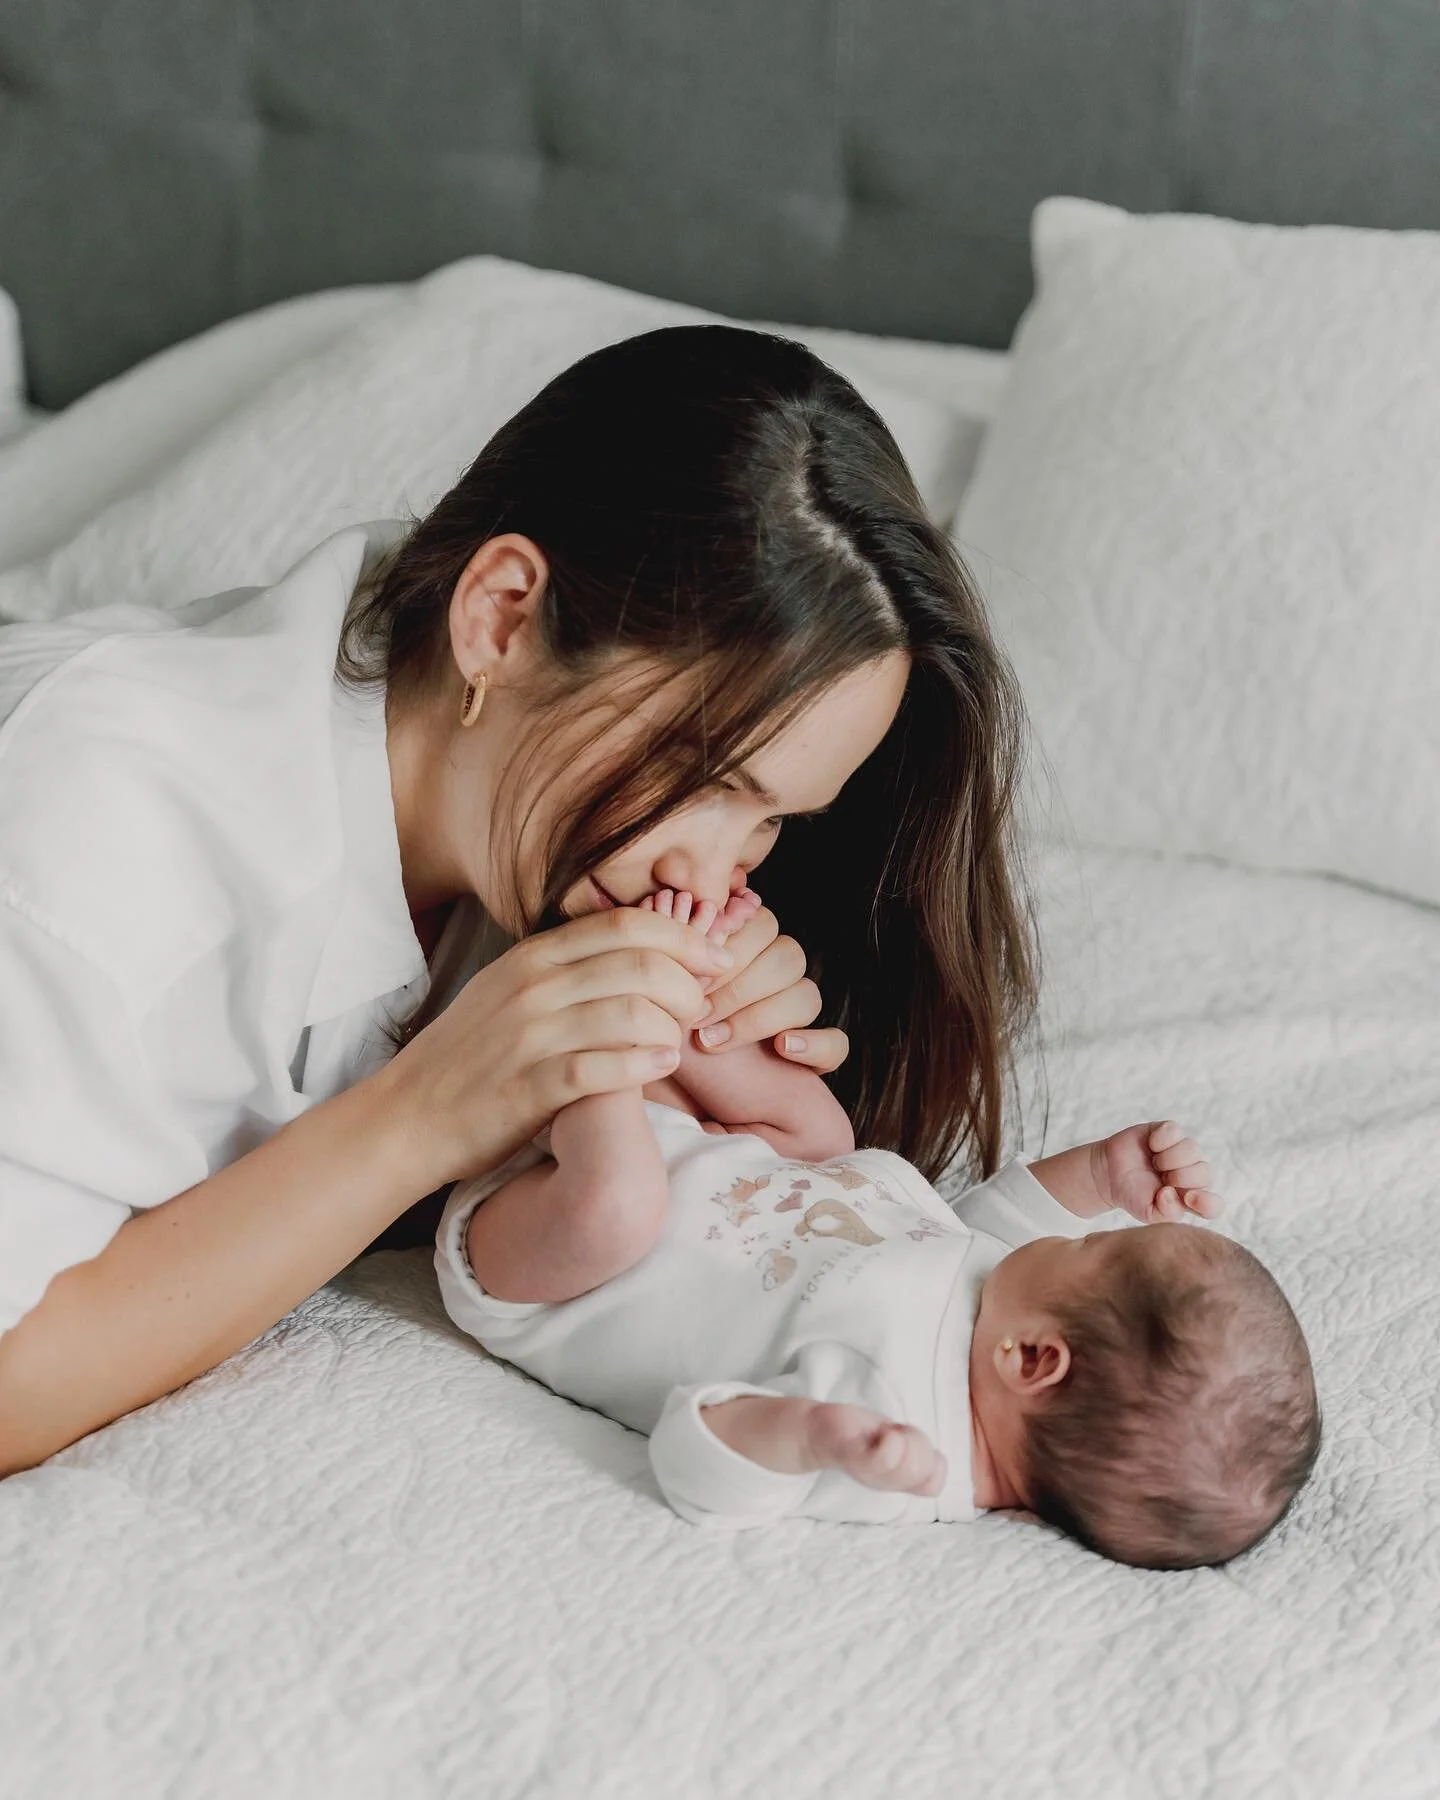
top-left (638, 886), bottom-right (762, 945)
top-left (803, 1403), bottom-right (948, 1498)
top-left (1102, 1121), bottom-right (1222, 1223)
top-left (701, 1393), bottom-right (947, 1497)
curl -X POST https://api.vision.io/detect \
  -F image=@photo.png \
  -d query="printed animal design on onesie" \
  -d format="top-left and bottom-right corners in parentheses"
top-left (756, 1247), bottom-right (798, 1290)
top-left (793, 1198), bottom-right (884, 1247)
top-left (791, 1161), bottom-right (872, 1193)
top-left (712, 1174), bottom-right (770, 1230)
top-left (773, 1179), bottom-right (812, 1214)
top-left (907, 1218), bottom-right (947, 1243)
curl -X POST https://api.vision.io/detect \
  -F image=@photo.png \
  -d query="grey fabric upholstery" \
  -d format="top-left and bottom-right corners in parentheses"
top-left (2, 0), bottom-right (1438, 408)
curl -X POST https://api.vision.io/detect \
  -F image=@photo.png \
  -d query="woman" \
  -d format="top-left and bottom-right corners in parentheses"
top-left (0, 326), bottom-right (1032, 1474)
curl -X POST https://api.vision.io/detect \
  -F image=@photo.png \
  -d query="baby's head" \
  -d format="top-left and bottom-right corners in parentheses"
top-left (970, 1224), bottom-right (1320, 1569)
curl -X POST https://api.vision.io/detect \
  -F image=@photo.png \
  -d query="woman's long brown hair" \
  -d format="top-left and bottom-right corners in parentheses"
top-left (339, 325), bottom-right (1035, 1184)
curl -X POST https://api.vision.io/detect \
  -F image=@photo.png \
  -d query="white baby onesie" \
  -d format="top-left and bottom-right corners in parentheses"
top-left (435, 1101), bottom-right (1090, 1527)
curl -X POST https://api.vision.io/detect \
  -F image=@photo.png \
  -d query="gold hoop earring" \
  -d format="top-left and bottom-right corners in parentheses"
top-left (460, 671), bottom-right (488, 728)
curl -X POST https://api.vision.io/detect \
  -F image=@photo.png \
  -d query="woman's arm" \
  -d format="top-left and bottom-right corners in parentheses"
top-left (0, 1069), bottom-right (429, 1475)
top-left (0, 906), bottom-right (733, 1475)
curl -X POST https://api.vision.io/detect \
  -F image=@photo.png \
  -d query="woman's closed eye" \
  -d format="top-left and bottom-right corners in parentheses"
top-left (715, 777), bottom-right (829, 831)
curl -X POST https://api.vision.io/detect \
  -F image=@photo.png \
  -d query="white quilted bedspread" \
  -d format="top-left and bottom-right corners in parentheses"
top-left (3, 843), bottom-right (1437, 1800)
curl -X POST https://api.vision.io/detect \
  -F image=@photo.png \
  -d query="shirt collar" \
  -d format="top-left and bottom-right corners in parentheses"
top-left (304, 524), bottom-right (429, 1025)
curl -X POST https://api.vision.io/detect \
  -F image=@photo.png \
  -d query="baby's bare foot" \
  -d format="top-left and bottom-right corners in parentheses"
top-left (712, 887), bottom-right (761, 942)
top-left (640, 887), bottom-right (759, 944)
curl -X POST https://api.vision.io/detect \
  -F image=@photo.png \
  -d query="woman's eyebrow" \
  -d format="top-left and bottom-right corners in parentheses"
top-left (730, 768), bottom-right (781, 808)
top-left (728, 767), bottom-right (832, 816)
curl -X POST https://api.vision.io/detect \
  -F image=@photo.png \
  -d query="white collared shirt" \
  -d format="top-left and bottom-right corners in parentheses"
top-left (0, 521), bottom-right (440, 1335)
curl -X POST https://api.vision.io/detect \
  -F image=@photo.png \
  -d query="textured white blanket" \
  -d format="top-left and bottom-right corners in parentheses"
top-left (4, 844), bottom-right (1437, 1799)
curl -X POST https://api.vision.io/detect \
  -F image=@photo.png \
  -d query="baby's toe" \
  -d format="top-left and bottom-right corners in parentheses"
top-left (721, 889), bottom-right (762, 928)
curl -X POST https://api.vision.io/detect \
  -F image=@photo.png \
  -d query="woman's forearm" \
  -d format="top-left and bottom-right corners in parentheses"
top-left (0, 1066), bottom-right (434, 1476)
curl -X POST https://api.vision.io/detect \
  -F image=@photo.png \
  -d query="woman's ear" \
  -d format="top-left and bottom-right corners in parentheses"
top-left (993, 1328), bottom-right (1072, 1396)
top-left (448, 534), bottom-right (550, 686)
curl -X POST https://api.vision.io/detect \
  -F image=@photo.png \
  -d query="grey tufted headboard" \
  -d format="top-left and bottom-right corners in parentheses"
top-left (3, 0), bottom-right (1439, 410)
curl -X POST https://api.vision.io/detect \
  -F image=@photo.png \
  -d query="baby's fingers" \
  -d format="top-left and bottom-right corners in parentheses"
top-left (1152, 1135), bottom-right (1210, 1184)
top-left (1150, 1185), bottom-right (1189, 1223)
top-left (1181, 1188), bottom-right (1224, 1220)
top-left (1149, 1125), bottom-right (1201, 1171)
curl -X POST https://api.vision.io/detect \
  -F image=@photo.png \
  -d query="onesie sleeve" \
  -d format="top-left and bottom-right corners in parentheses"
top-left (649, 1340), bottom-right (905, 1529)
top-left (949, 1157), bottom-right (1094, 1250)
top-left (649, 1377), bottom-right (822, 1526)
top-left (0, 902), bottom-right (208, 1337)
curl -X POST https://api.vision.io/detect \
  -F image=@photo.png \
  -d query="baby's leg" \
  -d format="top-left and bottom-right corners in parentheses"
top-left (464, 1088), bottom-right (669, 1304)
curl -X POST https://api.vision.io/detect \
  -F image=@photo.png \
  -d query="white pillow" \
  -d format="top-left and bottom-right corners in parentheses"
top-left (957, 198), bottom-right (1440, 909)
top-left (0, 260), bottom-right (984, 625)
top-left (0, 286), bottom-right (398, 573)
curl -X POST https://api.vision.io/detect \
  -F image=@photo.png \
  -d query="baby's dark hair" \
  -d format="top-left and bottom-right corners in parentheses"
top-left (1023, 1228), bottom-right (1320, 1570)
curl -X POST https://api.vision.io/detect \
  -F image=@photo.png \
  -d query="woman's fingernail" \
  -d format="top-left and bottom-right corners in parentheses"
top-left (782, 1034), bottom-right (807, 1056)
top-left (697, 1022), bottom-right (731, 1048)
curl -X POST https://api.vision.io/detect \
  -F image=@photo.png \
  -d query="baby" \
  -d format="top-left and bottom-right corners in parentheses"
top-left (436, 892), bottom-right (1320, 1569)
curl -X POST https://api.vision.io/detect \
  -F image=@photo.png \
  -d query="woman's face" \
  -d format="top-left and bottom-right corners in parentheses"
top-left (424, 536), bottom-right (909, 932)
top-left (554, 652), bottom-right (911, 920)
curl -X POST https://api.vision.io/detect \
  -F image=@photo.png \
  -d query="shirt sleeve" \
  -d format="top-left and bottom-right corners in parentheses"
top-left (0, 901), bottom-right (207, 1336)
top-left (948, 1157), bottom-right (1095, 1249)
top-left (648, 1340), bottom-right (902, 1529)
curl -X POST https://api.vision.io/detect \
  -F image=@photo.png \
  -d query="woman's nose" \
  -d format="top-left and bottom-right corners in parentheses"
top-left (651, 849), bottom-right (746, 908)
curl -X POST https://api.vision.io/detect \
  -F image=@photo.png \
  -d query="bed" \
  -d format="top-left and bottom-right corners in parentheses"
top-left (2, 6), bottom-right (1439, 1797)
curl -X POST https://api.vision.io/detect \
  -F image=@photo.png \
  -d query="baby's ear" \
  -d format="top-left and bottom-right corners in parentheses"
top-left (996, 1329), bottom-right (1071, 1395)
top-left (1030, 1334), bottom-right (1072, 1392)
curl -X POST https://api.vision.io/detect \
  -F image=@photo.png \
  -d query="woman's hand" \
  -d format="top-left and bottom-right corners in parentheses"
top-left (687, 891), bottom-right (849, 1077)
top-left (376, 908), bottom-right (735, 1191)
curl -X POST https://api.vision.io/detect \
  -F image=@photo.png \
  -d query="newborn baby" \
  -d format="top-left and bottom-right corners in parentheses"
top-left (436, 892), bottom-right (1320, 1569)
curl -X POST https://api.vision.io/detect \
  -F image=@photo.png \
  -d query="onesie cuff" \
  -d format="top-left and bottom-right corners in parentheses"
top-left (434, 1156), bottom-right (551, 1347)
top-left (949, 1157), bottom-right (1094, 1250)
top-left (649, 1383), bottom-right (819, 1527)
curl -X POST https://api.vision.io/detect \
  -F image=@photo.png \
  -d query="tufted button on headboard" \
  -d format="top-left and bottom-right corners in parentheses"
top-left (2, 0), bottom-right (1439, 408)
